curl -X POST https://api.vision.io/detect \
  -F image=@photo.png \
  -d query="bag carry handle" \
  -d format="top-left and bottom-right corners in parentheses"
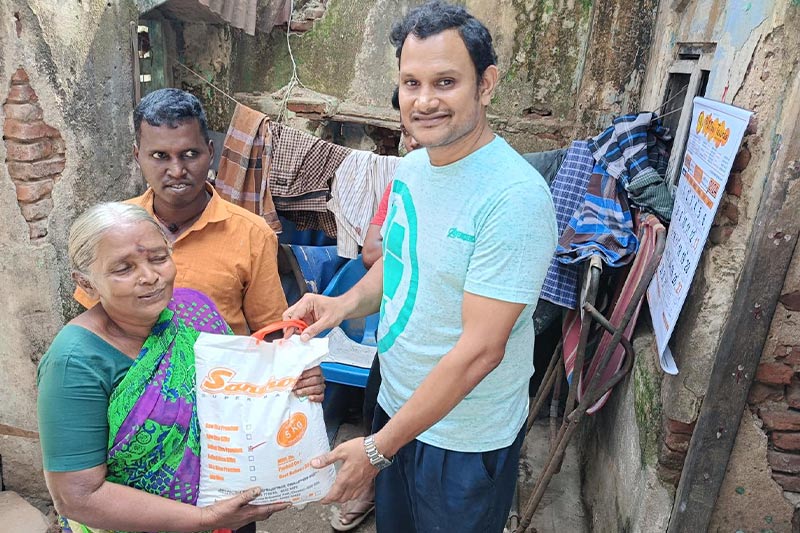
top-left (250, 319), bottom-right (308, 341)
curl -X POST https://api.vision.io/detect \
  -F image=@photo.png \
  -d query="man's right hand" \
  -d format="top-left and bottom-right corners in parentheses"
top-left (283, 293), bottom-right (346, 341)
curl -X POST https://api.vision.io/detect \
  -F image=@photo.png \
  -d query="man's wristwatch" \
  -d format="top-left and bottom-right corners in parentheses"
top-left (364, 434), bottom-right (393, 471)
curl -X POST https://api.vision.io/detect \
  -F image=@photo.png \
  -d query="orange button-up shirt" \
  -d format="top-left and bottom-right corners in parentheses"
top-left (74, 185), bottom-right (287, 335)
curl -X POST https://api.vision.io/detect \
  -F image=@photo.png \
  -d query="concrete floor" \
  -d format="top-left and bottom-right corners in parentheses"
top-left (257, 419), bottom-right (585, 533)
top-left (515, 420), bottom-right (587, 532)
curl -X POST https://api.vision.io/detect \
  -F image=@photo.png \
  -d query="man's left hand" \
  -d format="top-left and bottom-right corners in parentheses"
top-left (293, 366), bottom-right (325, 403)
top-left (311, 437), bottom-right (378, 504)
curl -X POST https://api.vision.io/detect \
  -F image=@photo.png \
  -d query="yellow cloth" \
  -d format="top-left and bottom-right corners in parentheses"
top-left (63, 517), bottom-right (109, 532)
top-left (74, 185), bottom-right (287, 335)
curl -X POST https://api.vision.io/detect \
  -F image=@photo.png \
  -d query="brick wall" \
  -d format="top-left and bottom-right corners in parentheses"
top-left (2, 68), bottom-right (65, 241)
top-left (752, 314), bottom-right (800, 494)
top-left (657, 416), bottom-right (695, 485)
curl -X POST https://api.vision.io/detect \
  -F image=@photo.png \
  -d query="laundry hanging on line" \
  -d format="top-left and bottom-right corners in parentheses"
top-left (538, 140), bottom-right (595, 310)
top-left (328, 150), bottom-right (401, 259)
top-left (269, 122), bottom-right (353, 238)
top-left (589, 112), bottom-right (674, 222)
top-left (215, 103), bottom-right (282, 233)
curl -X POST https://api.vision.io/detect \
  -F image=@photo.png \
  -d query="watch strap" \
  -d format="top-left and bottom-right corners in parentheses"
top-left (364, 434), bottom-right (392, 470)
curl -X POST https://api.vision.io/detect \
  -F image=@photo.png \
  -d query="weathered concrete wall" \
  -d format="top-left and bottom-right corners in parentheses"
top-left (581, 329), bottom-right (673, 532)
top-left (739, 114), bottom-right (800, 530)
top-left (225, 0), bottom-right (658, 153)
top-left (171, 22), bottom-right (235, 132)
top-left (652, 0), bottom-right (794, 474)
top-left (581, 1), bottom-right (800, 530)
top-left (0, 0), bottom-right (139, 500)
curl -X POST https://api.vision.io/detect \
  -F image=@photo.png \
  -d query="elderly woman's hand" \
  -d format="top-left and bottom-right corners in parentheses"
top-left (293, 365), bottom-right (325, 403)
top-left (199, 487), bottom-right (290, 530)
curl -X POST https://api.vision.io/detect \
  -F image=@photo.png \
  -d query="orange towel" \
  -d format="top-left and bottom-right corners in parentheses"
top-left (215, 103), bottom-right (282, 233)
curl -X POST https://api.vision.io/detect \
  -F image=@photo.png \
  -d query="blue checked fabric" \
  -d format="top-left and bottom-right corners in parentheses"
top-left (555, 164), bottom-right (638, 267)
top-left (539, 141), bottom-right (594, 309)
top-left (589, 113), bottom-right (674, 222)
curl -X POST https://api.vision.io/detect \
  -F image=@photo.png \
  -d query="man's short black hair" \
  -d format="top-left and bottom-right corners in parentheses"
top-left (391, 86), bottom-right (400, 110)
top-left (133, 88), bottom-right (210, 143)
top-left (390, 0), bottom-right (497, 81)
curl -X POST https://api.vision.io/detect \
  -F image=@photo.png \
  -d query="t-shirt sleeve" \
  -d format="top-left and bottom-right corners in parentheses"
top-left (37, 342), bottom-right (113, 472)
top-left (242, 224), bottom-right (288, 331)
top-left (464, 182), bottom-right (557, 304)
top-left (370, 181), bottom-right (393, 227)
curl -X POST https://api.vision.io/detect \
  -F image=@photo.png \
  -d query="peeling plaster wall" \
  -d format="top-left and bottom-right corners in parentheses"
top-left (172, 22), bottom-right (235, 132)
top-left (0, 0), bottom-right (139, 501)
top-left (640, 0), bottom-right (793, 431)
top-left (226, 0), bottom-right (658, 153)
top-left (580, 1), bottom-right (800, 530)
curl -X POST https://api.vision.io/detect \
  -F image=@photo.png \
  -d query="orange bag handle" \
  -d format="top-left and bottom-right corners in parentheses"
top-left (250, 319), bottom-right (308, 341)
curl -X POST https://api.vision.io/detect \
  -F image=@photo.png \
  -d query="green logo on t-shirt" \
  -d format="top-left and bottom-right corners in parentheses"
top-left (379, 181), bottom-right (418, 352)
top-left (447, 227), bottom-right (476, 242)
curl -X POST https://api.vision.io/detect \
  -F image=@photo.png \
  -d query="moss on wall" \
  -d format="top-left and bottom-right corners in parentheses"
top-left (221, 0), bottom-right (654, 150)
top-left (233, 0), bottom-right (372, 98)
top-left (633, 340), bottom-right (663, 467)
top-left (491, 0), bottom-right (593, 119)
top-left (171, 22), bottom-right (235, 132)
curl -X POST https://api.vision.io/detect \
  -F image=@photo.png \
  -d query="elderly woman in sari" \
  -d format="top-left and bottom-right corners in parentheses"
top-left (37, 202), bottom-right (324, 533)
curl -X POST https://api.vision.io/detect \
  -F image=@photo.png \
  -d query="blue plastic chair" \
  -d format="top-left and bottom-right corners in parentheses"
top-left (318, 257), bottom-right (379, 388)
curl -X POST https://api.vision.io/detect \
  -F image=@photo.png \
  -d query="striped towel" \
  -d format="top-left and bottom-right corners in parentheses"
top-left (539, 141), bottom-right (594, 309)
top-left (556, 164), bottom-right (638, 267)
top-left (215, 103), bottom-right (281, 232)
top-left (589, 113), bottom-right (674, 222)
top-left (328, 150), bottom-right (400, 258)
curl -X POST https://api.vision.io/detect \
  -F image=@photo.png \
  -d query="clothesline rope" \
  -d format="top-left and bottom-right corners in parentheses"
top-left (277, 0), bottom-right (306, 123)
top-left (655, 105), bottom-right (685, 122)
top-left (654, 84), bottom-right (688, 114)
top-left (174, 59), bottom-right (242, 106)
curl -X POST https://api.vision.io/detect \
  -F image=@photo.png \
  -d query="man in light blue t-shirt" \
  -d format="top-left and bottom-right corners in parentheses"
top-left (285, 2), bottom-right (557, 532)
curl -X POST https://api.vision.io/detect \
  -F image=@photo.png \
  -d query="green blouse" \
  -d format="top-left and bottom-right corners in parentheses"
top-left (37, 325), bottom-right (133, 472)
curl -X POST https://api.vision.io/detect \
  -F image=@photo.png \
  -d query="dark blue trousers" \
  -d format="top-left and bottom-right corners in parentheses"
top-left (372, 406), bottom-right (523, 533)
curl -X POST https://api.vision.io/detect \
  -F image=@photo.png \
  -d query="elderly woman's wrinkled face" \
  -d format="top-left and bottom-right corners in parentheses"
top-left (88, 221), bottom-right (176, 324)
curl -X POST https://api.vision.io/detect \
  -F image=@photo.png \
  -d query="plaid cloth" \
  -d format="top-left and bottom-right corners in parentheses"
top-left (556, 164), bottom-right (638, 267)
top-left (589, 113), bottom-right (674, 222)
top-left (269, 122), bottom-right (352, 237)
top-left (214, 103), bottom-right (281, 232)
top-left (539, 141), bottom-right (594, 309)
top-left (279, 210), bottom-right (338, 237)
top-left (273, 190), bottom-right (337, 237)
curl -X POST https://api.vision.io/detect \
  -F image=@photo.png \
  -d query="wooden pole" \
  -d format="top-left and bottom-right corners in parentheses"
top-left (667, 81), bottom-right (800, 531)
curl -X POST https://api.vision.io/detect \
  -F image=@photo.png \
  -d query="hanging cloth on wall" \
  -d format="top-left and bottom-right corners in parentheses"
top-left (556, 163), bottom-right (639, 267)
top-left (269, 122), bottom-right (353, 237)
top-left (215, 103), bottom-right (282, 233)
top-left (589, 112), bottom-right (674, 222)
top-left (539, 141), bottom-right (595, 309)
top-left (328, 150), bottom-right (401, 259)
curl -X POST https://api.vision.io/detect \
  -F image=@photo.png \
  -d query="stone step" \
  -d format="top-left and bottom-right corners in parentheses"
top-left (0, 491), bottom-right (50, 533)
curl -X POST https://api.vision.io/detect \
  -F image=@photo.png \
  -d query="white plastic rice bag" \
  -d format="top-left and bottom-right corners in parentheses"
top-left (194, 321), bottom-right (335, 506)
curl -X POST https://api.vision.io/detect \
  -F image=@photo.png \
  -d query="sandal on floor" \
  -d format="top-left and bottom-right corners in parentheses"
top-left (330, 499), bottom-right (375, 531)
